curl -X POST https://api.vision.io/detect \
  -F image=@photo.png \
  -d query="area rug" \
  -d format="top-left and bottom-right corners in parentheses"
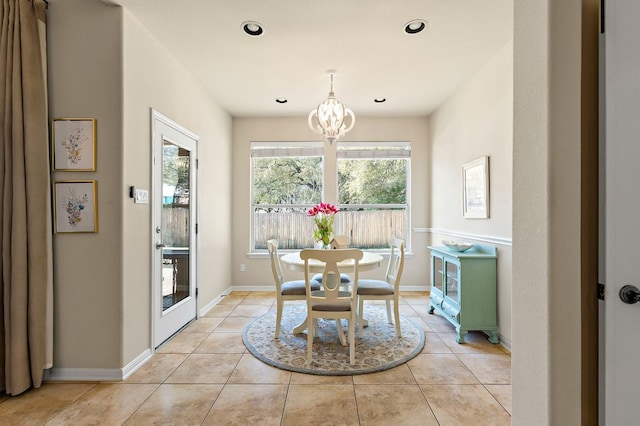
top-left (242, 303), bottom-right (425, 375)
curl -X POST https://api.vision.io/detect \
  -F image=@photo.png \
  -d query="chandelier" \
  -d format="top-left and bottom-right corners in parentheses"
top-left (308, 71), bottom-right (355, 144)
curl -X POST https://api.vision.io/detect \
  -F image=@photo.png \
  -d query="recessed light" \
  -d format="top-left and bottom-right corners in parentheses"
top-left (404, 19), bottom-right (428, 34)
top-left (374, 98), bottom-right (386, 103)
top-left (275, 98), bottom-right (288, 104)
top-left (242, 21), bottom-right (264, 36)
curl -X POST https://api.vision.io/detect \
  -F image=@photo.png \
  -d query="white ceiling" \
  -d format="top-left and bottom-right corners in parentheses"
top-left (113, 0), bottom-right (513, 118)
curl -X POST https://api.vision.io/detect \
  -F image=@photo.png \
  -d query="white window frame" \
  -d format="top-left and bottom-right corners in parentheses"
top-left (336, 141), bottom-right (411, 251)
top-left (250, 141), bottom-right (324, 251)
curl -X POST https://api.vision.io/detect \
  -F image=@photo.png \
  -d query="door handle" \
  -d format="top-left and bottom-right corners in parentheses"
top-left (155, 242), bottom-right (166, 249)
top-left (619, 285), bottom-right (640, 304)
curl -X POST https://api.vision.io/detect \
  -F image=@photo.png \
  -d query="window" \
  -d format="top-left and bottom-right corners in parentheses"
top-left (251, 142), bottom-right (324, 250)
top-left (251, 141), bottom-right (410, 251)
top-left (337, 142), bottom-right (410, 249)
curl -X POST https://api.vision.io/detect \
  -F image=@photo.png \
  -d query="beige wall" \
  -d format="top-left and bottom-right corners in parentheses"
top-left (513, 0), bottom-right (583, 423)
top-left (231, 117), bottom-right (432, 290)
top-left (47, 0), bottom-right (232, 372)
top-left (429, 40), bottom-right (514, 346)
top-left (121, 11), bottom-right (233, 364)
top-left (48, 0), bottom-right (124, 369)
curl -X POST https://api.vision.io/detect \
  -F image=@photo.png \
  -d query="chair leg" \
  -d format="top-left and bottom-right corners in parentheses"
top-left (385, 300), bottom-right (392, 324)
top-left (275, 300), bottom-right (283, 339)
top-left (394, 299), bottom-right (402, 338)
top-left (307, 317), bottom-right (314, 364)
top-left (349, 316), bottom-right (355, 365)
top-left (358, 297), bottom-right (365, 338)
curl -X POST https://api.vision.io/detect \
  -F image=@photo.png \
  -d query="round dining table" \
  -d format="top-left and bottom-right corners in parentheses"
top-left (279, 250), bottom-right (384, 339)
top-left (280, 250), bottom-right (383, 273)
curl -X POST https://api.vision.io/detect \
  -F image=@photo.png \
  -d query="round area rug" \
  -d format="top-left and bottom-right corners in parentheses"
top-left (242, 303), bottom-right (425, 375)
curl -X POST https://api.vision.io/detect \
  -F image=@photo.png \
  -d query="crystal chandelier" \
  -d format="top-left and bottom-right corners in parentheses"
top-left (308, 71), bottom-right (355, 144)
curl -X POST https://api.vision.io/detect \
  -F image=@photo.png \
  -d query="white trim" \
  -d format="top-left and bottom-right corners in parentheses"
top-left (122, 349), bottom-right (153, 380)
top-left (45, 368), bottom-right (123, 382)
top-left (414, 227), bottom-right (512, 246)
top-left (199, 294), bottom-right (225, 317)
top-left (498, 333), bottom-right (512, 352)
top-left (152, 109), bottom-right (199, 140)
top-left (44, 348), bottom-right (154, 382)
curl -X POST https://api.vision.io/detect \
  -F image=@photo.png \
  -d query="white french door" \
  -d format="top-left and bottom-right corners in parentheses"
top-left (152, 110), bottom-right (198, 348)
top-left (603, 0), bottom-right (640, 423)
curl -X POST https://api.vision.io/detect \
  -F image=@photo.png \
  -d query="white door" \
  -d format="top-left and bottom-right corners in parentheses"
top-left (604, 0), bottom-right (640, 423)
top-left (152, 110), bottom-right (198, 348)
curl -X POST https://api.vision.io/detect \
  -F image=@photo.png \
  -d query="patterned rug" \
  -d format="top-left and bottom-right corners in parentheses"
top-left (242, 302), bottom-right (425, 375)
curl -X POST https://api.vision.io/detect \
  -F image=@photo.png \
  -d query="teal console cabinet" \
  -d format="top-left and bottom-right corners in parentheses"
top-left (428, 244), bottom-right (498, 344)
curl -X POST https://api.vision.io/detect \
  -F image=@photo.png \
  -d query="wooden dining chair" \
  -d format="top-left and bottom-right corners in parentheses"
top-left (357, 238), bottom-right (405, 338)
top-left (301, 248), bottom-right (363, 365)
top-left (312, 235), bottom-right (352, 285)
top-left (267, 239), bottom-right (320, 339)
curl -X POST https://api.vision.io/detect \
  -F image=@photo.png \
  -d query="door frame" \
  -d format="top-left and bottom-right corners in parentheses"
top-left (581, 0), bottom-right (600, 422)
top-left (150, 109), bottom-right (199, 348)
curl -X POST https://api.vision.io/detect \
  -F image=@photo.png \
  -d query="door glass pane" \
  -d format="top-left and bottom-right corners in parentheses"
top-left (161, 141), bottom-right (190, 311)
top-left (433, 256), bottom-right (443, 292)
top-left (445, 262), bottom-right (459, 303)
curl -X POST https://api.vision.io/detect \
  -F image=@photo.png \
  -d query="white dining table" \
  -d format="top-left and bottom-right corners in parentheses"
top-left (280, 250), bottom-right (384, 342)
top-left (280, 250), bottom-right (383, 273)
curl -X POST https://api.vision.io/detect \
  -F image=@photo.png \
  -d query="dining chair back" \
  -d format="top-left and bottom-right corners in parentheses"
top-left (357, 238), bottom-right (405, 337)
top-left (313, 234), bottom-right (352, 284)
top-left (267, 239), bottom-right (320, 339)
top-left (300, 248), bottom-right (363, 365)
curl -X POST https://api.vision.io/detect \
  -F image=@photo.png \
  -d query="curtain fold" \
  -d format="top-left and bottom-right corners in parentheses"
top-left (0, 0), bottom-right (52, 396)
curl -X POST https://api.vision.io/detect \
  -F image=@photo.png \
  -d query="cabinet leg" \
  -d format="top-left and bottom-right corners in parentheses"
top-left (455, 329), bottom-right (467, 344)
top-left (428, 305), bottom-right (435, 314)
top-left (488, 331), bottom-right (499, 344)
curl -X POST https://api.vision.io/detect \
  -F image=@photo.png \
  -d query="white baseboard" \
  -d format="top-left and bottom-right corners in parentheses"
top-left (399, 285), bottom-right (430, 292)
top-left (199, 294), bottom-right (226, 317)
top-left (122, 348), bottom-right (153, 380)
top-left (44, 348), bottom-right (154, 382)
top-left (45, 367), bottom-right (123, 382)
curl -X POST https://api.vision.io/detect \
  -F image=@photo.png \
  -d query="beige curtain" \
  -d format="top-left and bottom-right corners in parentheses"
top-left (0, 0), bottom-right (53, 396)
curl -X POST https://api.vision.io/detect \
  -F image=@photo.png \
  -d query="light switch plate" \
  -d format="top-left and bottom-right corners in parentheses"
top-left (134, 189), bottom-right (149, 204)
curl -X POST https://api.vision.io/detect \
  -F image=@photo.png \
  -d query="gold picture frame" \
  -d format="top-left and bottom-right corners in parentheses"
top-left (462, 156), bottom-right (490, 219)
top-left (51, 118), bottom-right (97, 171)
top-left (53, 180), bottom-right (99, 233)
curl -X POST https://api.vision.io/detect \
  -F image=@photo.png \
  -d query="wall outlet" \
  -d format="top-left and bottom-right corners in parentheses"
top-left (239, 264), bottom-right (246, 272)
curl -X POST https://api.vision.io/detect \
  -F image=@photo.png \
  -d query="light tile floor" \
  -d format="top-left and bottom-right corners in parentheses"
top-left (0, 291), bottom-right (511, 425)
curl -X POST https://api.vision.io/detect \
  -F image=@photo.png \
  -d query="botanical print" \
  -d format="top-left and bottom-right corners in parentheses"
top-left (60, 127), bottom-right (89, 165)
top-left (54, 181), bottom-right (97, 233)
top-left (52, 119), bottom-right (96, 171)
top-left (62, 186), bottom-right (88, 227)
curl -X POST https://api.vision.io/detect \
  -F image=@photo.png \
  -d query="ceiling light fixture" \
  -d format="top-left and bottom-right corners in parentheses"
top-left (242, 21), bottom-right (264, 36)
top-left (374, 98), bottom-right (387, 103)
top-left (308, 70), bottom-right (355, 144)
top-left (275, 98), bottom-right (288, 104)
top-left (404, 19), bottom-right (428, 34)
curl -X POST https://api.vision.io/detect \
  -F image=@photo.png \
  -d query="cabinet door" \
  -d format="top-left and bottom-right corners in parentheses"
top-left (445, 261), bottom-right (460, 306)
top-left (433, 256), bottom-right (444, 293)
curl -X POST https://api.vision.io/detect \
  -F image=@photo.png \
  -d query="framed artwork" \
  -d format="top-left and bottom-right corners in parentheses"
top-left (51, 118), bottom-right (97, 171)
top-left (462, 156), bottom-right (490, 219)
top-left (53, 180), bottom-right (98, 233)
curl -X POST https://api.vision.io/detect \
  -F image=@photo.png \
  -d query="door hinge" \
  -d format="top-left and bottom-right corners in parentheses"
top-left (196, 287), bottom-right (199, 298)
top-left (196, 158), bottom-right (199, 169)
top-left (195, 223), bottom-right (198, 234)
top-left (598, 283), bottom-right (605, 300)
